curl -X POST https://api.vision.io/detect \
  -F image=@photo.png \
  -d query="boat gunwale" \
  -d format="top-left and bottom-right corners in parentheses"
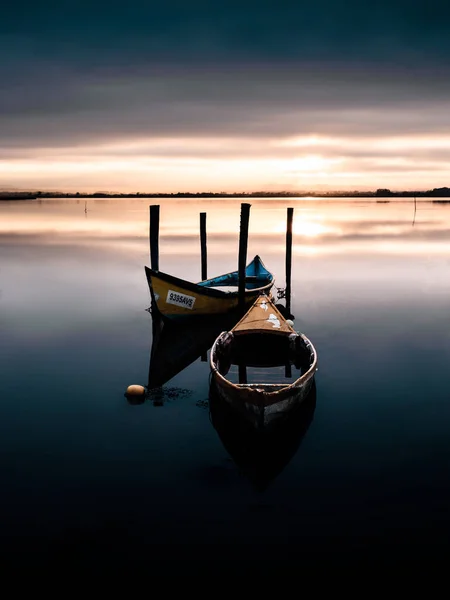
top-left (145, 258), bottom-right (274, 300)
top-left (210, 330), bottom-right (318, 401)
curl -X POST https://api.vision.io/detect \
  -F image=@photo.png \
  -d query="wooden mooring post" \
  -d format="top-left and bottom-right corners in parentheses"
top-left (200, 212), bottom-right (207, 280)
top-left (238, 203), bottom-right (251, 309)
top-left (285, 207), bottom-right (294, 379)
top-left (149, 204), bottom-right (160, 271)
top-left (285, 207), bottom-right (294, 318)
top-left (200, 211), bottom-right (208, 361)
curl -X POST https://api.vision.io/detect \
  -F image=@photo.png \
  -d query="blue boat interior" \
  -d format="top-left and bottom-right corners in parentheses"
top-left (197, 255), bottom-right (272, 290)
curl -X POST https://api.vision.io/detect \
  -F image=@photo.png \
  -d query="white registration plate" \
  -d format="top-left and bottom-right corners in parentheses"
top-left (166, 290), bottom-right (196, 310)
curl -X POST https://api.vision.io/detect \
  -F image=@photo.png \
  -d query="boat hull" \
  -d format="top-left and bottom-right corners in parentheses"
top-left (211, 366), bottom-right (316, 429)
top-left (145, 256), bottom-right (274, 320)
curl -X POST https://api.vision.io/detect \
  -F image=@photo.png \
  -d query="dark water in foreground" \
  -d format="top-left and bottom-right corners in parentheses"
top-left (1, 197), bottom-right (449, 575)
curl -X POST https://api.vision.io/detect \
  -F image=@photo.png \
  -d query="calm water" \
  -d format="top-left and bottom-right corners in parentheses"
top-left (1, 197), bottom-right (449, 574)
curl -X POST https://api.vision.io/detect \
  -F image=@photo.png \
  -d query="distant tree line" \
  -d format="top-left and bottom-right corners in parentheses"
top-left (375, 187), bottom-right (450, 197)
top-left (2, 187), bottom-right (450, 200)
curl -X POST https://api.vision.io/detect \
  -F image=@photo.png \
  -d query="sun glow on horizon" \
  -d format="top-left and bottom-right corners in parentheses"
top-left (1, 130), bottom-right (450, 193)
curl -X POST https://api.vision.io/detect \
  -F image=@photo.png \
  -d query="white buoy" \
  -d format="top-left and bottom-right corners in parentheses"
top-left (286, 319), bottom-right (294, 327)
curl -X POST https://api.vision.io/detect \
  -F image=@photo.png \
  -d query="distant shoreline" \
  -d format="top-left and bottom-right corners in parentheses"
top-left (1, 187), bottom-right (450, 200)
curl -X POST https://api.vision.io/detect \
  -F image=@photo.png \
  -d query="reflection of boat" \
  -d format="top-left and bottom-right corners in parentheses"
top-left (145, 255), bottom-right (274, 321)
top-left (147, 310), bottom-right (241, 390)
top-left (210, 294), bottom-right (318, 429)
top-left (209, 377), bottom-right (316, 491)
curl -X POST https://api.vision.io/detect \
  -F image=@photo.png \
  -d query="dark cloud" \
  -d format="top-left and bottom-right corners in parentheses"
top-left (1, 0), bottom-right (450, 179)
top-left (2, 1), bottom-right (450, 67)
top-left (2, 65), bottom-right (450, 149)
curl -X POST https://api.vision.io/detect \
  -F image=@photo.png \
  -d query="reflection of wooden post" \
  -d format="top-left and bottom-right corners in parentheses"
top-left (200, 212), bottom-right (207, 280)
top-left (147, 311), bottom-right (164, 389)
top-left (238, 203), bottom-right (251, 309)
top-left (150, 205), bottom-right (160, 271)
top-left (238, 364), bottom-right (247, 384)
top-left (286, 207), bottom-right (294, 316)
top-left (285, 363), bottom-right (292, 378)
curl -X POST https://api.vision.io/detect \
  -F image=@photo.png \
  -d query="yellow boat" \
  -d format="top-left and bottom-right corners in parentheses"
top-left (145, 255), bottom-right (274, 320)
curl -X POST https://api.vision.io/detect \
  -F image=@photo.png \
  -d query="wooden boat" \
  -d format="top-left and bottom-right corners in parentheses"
top-left (209, 377), bottom-right (316, 491)
top-left (145, 255), bottom-right (274, 321)
top-left (210, 294), bottom-right (318, 430)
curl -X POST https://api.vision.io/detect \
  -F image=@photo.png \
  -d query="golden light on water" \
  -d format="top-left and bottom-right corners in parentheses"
top-left (272, 214), bottom-right (332, 238)
top-left (2, 198), bottom-right (449, 259)
top-left (294, 221), bottom-right (329, 237)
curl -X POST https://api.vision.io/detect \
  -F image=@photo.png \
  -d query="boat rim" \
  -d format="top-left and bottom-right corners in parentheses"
top-left (145, 268), bottom-right (274, 300)
top-left (209, 330), bottom-right (318, 396)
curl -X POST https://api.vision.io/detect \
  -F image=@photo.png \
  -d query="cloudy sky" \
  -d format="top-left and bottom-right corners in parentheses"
top-left (2, 1), bottom-right (450, 193)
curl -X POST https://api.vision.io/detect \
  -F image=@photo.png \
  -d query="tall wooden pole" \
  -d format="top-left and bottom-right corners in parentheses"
top-left (200, 212), bottom-right (207, 280)
top-left (238, 203), bottom-right (251, 309)
top-left (200, 211), bottom-right (208, 362)
top-left (285, 207), bottom-right (293, 317)
top-left (149, 205), bottom-right (160, 271)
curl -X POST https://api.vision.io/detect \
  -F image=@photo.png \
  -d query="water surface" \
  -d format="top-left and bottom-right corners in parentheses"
top-left (1, 197), bottom-right (449, 573)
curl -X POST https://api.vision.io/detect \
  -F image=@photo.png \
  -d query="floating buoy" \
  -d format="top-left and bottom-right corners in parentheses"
top-left (126, 384), bottom-right (145, 396)
top-left (286, 319), bottom-right (294, 327)
top-left (125, 385), bottom-right (146, 405)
